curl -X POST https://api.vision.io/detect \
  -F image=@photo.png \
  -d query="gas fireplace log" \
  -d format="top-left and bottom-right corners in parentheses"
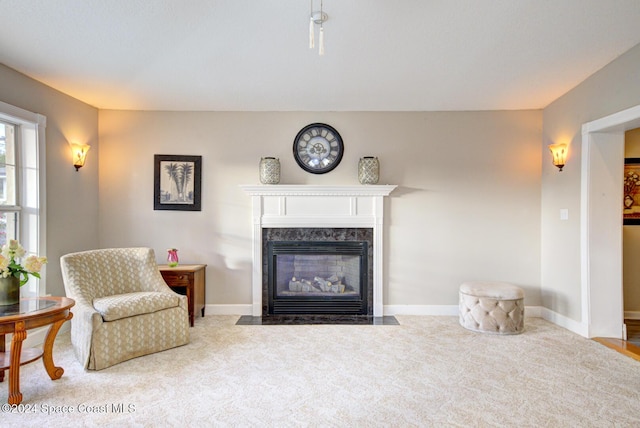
top-left (289, 278), bottom-right (321, 293)
top-left (289, 276), bottom-right (348, 294)
top-left (314, 276), bottom-right (345, 293)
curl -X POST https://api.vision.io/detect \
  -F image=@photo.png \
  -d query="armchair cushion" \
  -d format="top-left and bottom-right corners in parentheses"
top-left (93, 291), bottom-right (181, 322)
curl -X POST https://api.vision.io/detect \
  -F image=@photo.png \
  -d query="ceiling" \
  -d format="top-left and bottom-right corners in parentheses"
top-left (2, 0), bottom-right (640, 112)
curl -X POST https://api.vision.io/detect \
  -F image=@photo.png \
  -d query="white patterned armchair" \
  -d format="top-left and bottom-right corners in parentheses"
top-left (60, 247), bottom-right (189, 370)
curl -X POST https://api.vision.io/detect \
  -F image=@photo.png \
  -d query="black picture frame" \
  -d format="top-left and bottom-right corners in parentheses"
top-left (154, 155), bottom-right (202, 211)
top-left (623, 157), bottom-right (640, 225)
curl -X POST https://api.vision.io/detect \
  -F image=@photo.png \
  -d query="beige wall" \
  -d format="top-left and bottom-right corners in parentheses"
top-left (98, 110), bottom-right (542, 308)
top-left (0, 62), bottom-right (543, 310)
top-left (624, 128), bottom-right (640, 315)
top-left (542, 42), bottom-right (640, 322)
top-left (0, 64), bottom-right (99, 297)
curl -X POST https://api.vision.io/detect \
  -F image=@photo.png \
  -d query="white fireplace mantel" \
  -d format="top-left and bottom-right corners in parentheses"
top-left (240, 185), bottom-right (396, 316)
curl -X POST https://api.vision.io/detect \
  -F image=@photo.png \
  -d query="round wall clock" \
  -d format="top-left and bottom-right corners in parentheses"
top-left (293, 123), bottom-right (344, 174)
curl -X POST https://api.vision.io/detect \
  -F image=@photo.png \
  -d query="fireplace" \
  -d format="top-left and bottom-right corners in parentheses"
top-left (241, 185), bottom-right (396, 317)
top-left (263, 228), bottom-right (373, 316)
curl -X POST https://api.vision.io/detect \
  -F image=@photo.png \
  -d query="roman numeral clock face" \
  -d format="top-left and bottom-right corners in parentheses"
top-left (293, 123), bottom-right (344, 174)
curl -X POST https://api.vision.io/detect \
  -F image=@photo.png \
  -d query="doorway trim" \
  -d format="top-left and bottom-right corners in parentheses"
top-left (581, 104), bottom-right (640, 338)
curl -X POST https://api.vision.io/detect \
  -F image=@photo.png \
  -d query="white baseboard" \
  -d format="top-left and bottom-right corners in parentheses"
top-left (205, 304), bottom-right (252, 316)
top-left (525, 306), bottom-right (543, 318)
top-left (384, 305), bottom-right (459, 316)
top-left (624, 311), bottom-right (640, 320)
top-left (540, 307), bottom-right (588, 337)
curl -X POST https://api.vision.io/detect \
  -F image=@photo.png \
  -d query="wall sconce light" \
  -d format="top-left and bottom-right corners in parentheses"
top-left (69, 142), bottom-right (90, 171)
top-left (548, 143), bottom-right (567, 172)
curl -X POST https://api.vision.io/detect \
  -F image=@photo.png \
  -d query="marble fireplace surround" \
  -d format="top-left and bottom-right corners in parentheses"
top-left (240, 185), bottom-right (396, 317)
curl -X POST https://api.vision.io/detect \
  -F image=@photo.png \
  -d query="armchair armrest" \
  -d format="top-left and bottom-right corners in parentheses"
top-left (67, 297), bottom-right (104, 369)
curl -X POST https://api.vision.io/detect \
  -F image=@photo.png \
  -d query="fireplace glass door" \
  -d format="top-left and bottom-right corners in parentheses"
top-left (267, 241), bottom-right (368, 315)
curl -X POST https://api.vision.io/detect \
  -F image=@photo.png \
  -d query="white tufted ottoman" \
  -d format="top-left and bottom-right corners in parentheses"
top-left (459, 281), bottom-right (524, 334)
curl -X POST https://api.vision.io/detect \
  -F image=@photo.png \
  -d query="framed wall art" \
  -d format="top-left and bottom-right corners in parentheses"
top-left (154, 154), bottom-right (202, 211)
top-left (624, 158), bottom-right (640, 225)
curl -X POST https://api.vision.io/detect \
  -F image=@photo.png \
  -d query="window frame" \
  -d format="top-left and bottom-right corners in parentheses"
top-left (0, 100), bottom-right (47, 296)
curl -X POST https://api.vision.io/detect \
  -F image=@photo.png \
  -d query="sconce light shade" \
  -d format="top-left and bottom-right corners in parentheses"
top-left (548, 143), bottom-right (567, 172)
top-left (69, 142), bottom-right (90, 171)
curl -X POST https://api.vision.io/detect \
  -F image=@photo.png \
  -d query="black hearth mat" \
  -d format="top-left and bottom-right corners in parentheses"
top-left (235, 315), bottom-right (399, 325)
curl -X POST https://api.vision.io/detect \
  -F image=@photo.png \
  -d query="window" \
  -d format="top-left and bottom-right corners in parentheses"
top-left (0, 121), bottom-right (18, 245)
top-left (0, 101), bottom-right (46, 297)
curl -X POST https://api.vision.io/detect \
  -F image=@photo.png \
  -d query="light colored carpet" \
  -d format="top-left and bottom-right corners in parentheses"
top-left (2, 316), bottom-right (640, 427)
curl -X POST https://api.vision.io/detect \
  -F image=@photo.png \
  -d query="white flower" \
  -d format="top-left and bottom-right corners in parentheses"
top-left (0, 240), bottom-right (47, 286)
top-left (24, 255), bottom-right (47, 273)
top-left (0, 254), bottom-right (8, 273)
top-left (2, 240), bottom-right (26, 259)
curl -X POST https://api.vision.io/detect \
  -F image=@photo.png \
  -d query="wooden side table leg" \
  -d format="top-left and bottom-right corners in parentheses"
top-left (42, 312), bottom-right (72, 380)
top-left (8, 321), bottom-right (26, 405)
top-left (0, 333), bottom-right (5, 383)
top-left (187, 287), bottom-right (194, 327)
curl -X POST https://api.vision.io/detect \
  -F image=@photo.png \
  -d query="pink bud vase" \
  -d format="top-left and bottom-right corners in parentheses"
top-left (167, 249), bottom-right (179, 267)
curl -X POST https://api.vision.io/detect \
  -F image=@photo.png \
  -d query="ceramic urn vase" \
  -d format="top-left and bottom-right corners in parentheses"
top-left (260, 157), bottom-right (280, 184)
top-left (358, 156), bottom-right (380, 184)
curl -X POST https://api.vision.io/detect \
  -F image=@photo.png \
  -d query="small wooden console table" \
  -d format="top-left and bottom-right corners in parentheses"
top-left (0, 296), bottom-right (75, 404)
top-left (159, 264), bottom-right (206, 327)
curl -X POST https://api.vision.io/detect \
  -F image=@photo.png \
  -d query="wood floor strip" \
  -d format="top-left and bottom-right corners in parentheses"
top-left (593, 337), bottom-right (640, 362)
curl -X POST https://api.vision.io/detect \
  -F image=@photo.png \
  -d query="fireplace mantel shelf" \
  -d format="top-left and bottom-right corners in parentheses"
top-left (240, 184), bottom-right (397, 197)
top-left (241, 184), bottom-right (396, 317)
